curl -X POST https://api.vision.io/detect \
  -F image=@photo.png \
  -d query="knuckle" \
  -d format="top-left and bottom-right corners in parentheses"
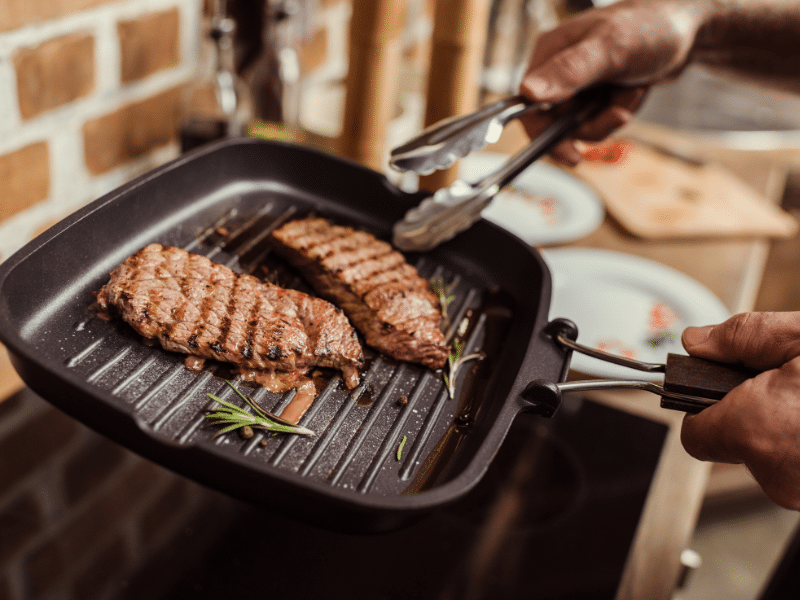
top-left (720, 312), bottom-right (757, 356)
top-left (780, 356), bottom-right (800, 378)
top-left (601, 34), bottom-right (631, 74)
top-left (547, 48), bottom-right (591, 89)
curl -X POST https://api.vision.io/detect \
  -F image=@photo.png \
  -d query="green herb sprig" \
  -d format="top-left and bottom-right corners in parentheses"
top-left (397, 436), bottom-right (407, 461)
top-left (647, 331), bottom-right (675, 348)
top-left (442, 339), bottom-right (483, 399)
top-left (431, 277), bottom-right (456, 331)
top-left (205, 381), bottom-right (315, 438)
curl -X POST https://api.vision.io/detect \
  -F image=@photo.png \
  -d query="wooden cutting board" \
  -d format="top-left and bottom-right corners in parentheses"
top-left (572, 138), bottom-right (799, 239)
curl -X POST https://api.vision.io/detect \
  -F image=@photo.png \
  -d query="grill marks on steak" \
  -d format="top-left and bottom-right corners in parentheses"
top-left (94, 244), bottom-right (363, 388)
top-left (271, 218), bottom-right (449, 370)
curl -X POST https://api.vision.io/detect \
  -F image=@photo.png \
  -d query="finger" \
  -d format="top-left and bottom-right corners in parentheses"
top-left (682, 312), bottom-right (800, 370)
top-left (612, 85), bottom-right (649, 113)
top-left (575, 85), bottom-right (648, 134)
top-left (517, 109), bottom-right (586, 167)
top-left (680, 402), bottom-right (742, 464)
top-left (570, 105), bottom-right (635, 141)
top-left (681, 360), bottom-right (800, 509)
top-left (548, 140), bottom-right (584, 167)
top-left (521, 35), bottom-right (611, 103)
top-left (742, 358), bottom-right (800, 509)
top-left (521, 85), bottom-right (647, 152)
top-left (522, 19), bottom-right (596, 101)
top-left (680, 364), bottom-right (772, 464)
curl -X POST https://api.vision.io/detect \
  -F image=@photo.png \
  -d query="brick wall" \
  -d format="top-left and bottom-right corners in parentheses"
top-left (0, 0), bottom-right (203, 264)
top-left (0, 0), bottom-right (208, 403)
top-left (0, 0), bottom-right (434, 263)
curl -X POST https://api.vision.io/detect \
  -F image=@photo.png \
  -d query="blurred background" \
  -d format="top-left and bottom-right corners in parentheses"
top-left (3, 1), bottom-right (800, 599)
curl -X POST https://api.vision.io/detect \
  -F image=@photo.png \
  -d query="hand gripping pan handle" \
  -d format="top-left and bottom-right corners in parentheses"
top-left (522, 319), bottom-right (761, 417)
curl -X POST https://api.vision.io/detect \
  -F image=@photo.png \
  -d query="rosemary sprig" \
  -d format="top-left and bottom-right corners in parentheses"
top-left (431, 277), bottom-right (456, 330)
top-left (442, 339), bottom-right (483, 399)
top-left (204, 381), bottom-right (315, 438)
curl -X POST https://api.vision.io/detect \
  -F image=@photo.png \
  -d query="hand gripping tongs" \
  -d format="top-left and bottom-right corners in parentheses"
top-left (389, 85), bottom-right (616, 251)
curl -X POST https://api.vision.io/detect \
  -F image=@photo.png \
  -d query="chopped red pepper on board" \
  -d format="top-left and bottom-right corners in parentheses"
top-left (582, 138), bottom-right (634, 165)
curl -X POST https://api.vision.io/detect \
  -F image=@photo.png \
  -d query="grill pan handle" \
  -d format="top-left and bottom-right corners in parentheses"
top-left (522, 319), bottom-right (762, 416)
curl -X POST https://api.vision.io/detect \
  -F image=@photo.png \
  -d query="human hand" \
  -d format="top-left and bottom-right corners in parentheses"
top-left (681, 312), bottom-right (800, 510)
top-left (518, 0), bottom-right (707, 165)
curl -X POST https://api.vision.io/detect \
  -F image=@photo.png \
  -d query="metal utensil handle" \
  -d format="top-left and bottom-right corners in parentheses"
top-left (466, 84), bottom-right (617, 199)
top-left (389, 95), bottom-right (540, 170)
top-left (554, 379), bottom-right (718, 411)
top-left (553, 333), bottom-right (665, 373)
top-left (521, 377), bottom-right (717, 417)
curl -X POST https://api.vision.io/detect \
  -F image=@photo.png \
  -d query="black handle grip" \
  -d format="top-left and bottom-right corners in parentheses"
top-left (663, 353), bottom-right (761, 401)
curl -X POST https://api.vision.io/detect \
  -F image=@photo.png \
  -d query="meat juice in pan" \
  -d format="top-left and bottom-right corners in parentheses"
top-left (84, 204), bottom-right (510, 491)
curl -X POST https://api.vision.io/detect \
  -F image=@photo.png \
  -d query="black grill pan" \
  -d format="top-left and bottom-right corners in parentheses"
top-left (0, 138), bottom-right (571, 532)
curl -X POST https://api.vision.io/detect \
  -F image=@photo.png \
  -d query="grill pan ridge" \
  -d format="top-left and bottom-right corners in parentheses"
top-left (0, 138), bottom-right (569, 531)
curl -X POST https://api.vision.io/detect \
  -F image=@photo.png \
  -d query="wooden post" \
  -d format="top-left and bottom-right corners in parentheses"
top-left (419, 0), bottom-right (492, 192)
top-left (338, 0), bottom-right (407, 170)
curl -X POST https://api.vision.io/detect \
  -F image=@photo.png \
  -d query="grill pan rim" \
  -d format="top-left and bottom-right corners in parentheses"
top-left (0, 138), bottom-right (563, 529)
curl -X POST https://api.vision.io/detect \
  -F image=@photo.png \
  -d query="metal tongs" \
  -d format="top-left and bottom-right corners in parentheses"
top-left (390, 85), bottom-right (616, 251)
top-left (522, 320), bottom-right (760, 417)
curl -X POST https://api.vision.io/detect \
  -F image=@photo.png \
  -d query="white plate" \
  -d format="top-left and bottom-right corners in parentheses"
top-left (459, 152), bottom-right (604, 246)
top-left (540, 248), bottom-right (731, 381)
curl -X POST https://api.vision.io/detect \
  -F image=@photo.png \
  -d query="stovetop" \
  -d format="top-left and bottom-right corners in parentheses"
top-left (163, 393), bottom-right (667, 600)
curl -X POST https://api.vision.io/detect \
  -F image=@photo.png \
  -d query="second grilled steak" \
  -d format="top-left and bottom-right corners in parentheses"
top-left (94, 243), bottom-right (363, 388)
top-left (271, 218), bottom-right (449, 369)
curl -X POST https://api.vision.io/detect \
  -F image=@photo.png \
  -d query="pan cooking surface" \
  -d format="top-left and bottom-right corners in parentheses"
top-left (63, 201), bottom-right (504, 497)
top-left (0, 139), bottom-right (561, 530)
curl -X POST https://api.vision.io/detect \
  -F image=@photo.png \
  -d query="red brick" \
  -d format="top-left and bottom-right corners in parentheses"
top-left (13, 32), bottom-right (95, 119)
top-left (0, 0), bottom-right (118, 33)
top-left (82, 86), bottom-right (183, 175)
top-left (0, 142), bottom-right (50, 221)
top-left (0, 493), bottom-right (43, 565)
top-left (0, 404), bottom-right (79, 493)
top-left (70, 536), bottom-right (128, 600)
top-left (118, 8), bottom-right (180, 83)
top-left (63, 434), bottom-right (127, 505)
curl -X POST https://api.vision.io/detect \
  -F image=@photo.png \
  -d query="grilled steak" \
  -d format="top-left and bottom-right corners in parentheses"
top-left (270, 218), bottom-right (449, 369)
top-left (94, 243), bottom-right (363, 388)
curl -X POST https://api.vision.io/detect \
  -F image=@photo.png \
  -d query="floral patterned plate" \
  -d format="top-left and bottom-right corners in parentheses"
top-left (540, 248), bottom-right (731, 381)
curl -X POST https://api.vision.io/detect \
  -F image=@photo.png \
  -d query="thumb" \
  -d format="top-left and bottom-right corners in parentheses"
top-left (682, 312), bottom-right (800, 370)
top-left (520, 38), bottom-right (607, 104)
